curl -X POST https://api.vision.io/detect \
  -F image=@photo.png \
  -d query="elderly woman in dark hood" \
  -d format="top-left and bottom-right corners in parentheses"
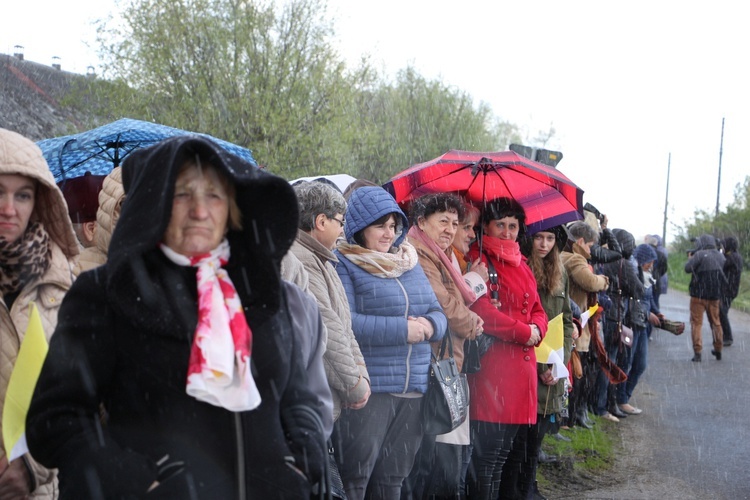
top-left (27, 136), bottom-right (326, 499)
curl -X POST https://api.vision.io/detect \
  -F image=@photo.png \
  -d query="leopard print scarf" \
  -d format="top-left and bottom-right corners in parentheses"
top-left (0, 222), bottom-right (51, 296)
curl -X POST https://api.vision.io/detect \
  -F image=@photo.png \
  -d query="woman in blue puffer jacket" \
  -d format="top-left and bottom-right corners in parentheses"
top-left (334, 186), bottom-right (447, 500)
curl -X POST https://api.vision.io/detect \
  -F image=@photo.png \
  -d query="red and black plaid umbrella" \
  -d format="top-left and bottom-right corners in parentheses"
top-left (382, 149), bottom-right (584, 234)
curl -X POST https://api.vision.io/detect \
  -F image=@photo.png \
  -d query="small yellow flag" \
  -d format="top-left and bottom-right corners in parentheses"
top-left (535, 313), bottom-right (569, 380)
top-left (3, 302), bottom-right (48, 462)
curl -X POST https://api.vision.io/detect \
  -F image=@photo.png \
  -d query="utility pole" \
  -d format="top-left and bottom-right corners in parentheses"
top-left (662, 153), bottom-right (670, 246)
top-left (716, 117), bottom-right (725, 216)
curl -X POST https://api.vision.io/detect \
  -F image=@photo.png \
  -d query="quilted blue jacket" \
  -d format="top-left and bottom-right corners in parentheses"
top-left (335, 187), bottom-right (446, 394)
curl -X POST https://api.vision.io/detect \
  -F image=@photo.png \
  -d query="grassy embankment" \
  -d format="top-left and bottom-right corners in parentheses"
top-left (536, 417), bottom-right (616, 495)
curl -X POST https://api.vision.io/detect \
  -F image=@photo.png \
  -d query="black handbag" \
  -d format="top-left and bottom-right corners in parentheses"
top-left (616, 260), bottom-right (634, 349)
top-left (423, 333), bottom-right (470, 435)
top-left (462, 338), bottom-right (482, 374)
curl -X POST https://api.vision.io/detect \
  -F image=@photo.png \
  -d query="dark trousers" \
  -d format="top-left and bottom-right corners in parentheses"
top-left (498, 422), bottom-right (542, 500)
top-left (467, 421), bottom-right (520, 500)
top-left (402, 435), bottom-right (464, 499)
top-left (570, 350), bottom-right (597, 419)
top-left (720, 295), bottom-right (735, 343)
top-left (337, 394), bottom-right (424, 500)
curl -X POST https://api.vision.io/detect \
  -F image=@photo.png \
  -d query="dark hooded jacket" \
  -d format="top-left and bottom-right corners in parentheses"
top-left (590, 227), bottom-right (623, 264)
top-left (600, 229), bottom-right (644, 325)
top-left (722, 236), bottom-right (743, 300)
top-left (27, 136), bottom-right (324, 499)
top-left (685, 234), bottom-right (727, 300)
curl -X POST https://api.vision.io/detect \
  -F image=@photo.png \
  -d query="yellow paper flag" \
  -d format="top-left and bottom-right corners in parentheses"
top-left (580, 303), bottom-right (600, 329)
top-left (3, 302), bottom-right (48, 462)
top-left (535, 313), bottom-right (569, 380)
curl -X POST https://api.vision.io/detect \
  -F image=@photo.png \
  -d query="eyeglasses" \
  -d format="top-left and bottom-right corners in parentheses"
top-left (328, 216), bottom-right (345, 228)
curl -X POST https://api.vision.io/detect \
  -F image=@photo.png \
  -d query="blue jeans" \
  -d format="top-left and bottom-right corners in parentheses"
top-left (618, 326), bottom-right (648, 404)
top-left (594, 319), bottom-right (621, 415)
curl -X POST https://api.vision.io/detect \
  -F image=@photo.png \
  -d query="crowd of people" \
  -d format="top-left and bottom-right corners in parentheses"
top-left (0, 127), bottom-right (743, 499)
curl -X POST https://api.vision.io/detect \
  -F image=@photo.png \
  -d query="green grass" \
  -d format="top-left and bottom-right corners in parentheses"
top-left (537, 415), bottom-right (616, 489)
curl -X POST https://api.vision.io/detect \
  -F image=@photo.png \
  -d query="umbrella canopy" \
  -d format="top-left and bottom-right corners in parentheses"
top-left (382, 150), bottom-right (584, 234)
top-left (290, 174), bottom-right (357, 194)
top-left (37, 118), bottom-right (257, 181)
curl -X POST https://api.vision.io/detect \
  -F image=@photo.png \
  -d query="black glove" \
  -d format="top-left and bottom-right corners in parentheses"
top-left (281, 404), bottom-right (326, 483)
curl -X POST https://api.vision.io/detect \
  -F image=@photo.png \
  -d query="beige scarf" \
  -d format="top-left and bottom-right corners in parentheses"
top-left (337, 240), bottom-right (419, 278)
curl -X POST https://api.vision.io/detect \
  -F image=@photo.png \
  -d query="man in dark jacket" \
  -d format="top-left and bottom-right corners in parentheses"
top-left (720, 236), bottom-right (743, 346)
top-left (685, 234), bottom-right (727, 361)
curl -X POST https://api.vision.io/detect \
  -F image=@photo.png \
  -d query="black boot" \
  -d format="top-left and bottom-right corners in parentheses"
top-left (530, 481), bottom-right (548, 500)
top-left (609, 405), bottom-right (628, 419)
top-left (573, 407), bottom-right (593, 429)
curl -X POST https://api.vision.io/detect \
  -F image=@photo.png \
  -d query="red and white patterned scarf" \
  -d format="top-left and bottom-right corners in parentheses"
top-left (160, 239), bottom-right (261, 412)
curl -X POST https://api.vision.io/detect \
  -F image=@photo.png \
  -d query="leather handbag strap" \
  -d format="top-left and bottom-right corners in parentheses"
top-left (436, 328), bottom-right (455, 360)
top-left (483, 251), bottom-right (499, 301)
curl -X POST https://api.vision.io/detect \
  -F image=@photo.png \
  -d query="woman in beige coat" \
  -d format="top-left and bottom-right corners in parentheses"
top-left (0, 128), bottom-right (79, 499)
top-left (560, 221), bottom-right (609, 428)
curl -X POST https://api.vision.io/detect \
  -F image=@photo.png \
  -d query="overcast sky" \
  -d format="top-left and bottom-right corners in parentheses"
top-left (3, 0), bottom-right (749, 245)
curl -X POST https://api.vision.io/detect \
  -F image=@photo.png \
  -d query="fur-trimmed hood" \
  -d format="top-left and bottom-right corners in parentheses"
top-left (0, 128), bottom-right (79, 258)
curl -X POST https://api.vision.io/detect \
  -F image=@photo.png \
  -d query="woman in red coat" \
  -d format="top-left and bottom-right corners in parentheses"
top-left (465, 198), bottom-right (548, 499)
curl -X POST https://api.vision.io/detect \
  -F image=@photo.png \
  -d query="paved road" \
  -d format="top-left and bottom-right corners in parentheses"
top-left (580, 289), bottom-right (750, 499)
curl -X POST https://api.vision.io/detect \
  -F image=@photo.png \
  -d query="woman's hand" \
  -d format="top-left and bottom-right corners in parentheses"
top-left (347, 380), bottom-right (371, 410)
top-left (0, 456), bottom-right (31, 499)
top-left (414, 317), bottom-right (435, 340)
top-left (526, 324), bottom-right (541, 346)
top-left (540, 368), bottom-right (556, 386)
top-left (572, 323), bottom-right (581, 340)
top-left (649, 312), bottom-right (661, 326)
top-left (471, 259), bottom-right (489, 282)
top-left (407, 318), bottom-right (427, 343)
top-left (474, 315), bottom-right (484, 337)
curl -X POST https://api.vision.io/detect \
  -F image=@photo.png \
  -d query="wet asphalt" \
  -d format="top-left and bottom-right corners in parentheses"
top-left (628, 289), bottom-right (750, 499)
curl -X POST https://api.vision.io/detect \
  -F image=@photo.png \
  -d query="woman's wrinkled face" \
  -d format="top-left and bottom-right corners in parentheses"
top-left (418, 210), bottom-right (459, 251)
top-left (163, 163), bottom-right (229, 257)
top-left (362, 214), bottom-right (397, 253)
top-left (533, 231), bottom-right (556, 259)
top-left (454, 215), bottom-right (478, 255)
top-left (0, 174), bottom-right (36, 244)
top-left (484, 216), bottom-right (520, 241)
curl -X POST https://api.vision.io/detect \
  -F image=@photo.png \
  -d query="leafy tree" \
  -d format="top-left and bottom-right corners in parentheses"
top-left (81, 0), bottom-right (521, 181)
top-left (343, 66), bottom-right (521, 183)
top-left (93, 0), bottom-right (365, 177)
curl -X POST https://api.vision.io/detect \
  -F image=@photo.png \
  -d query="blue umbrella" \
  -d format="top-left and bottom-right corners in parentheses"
top-left (37, 118), bottom-right (257, 181)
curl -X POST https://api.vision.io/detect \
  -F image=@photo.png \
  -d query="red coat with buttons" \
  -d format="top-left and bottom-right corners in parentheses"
top-left (467, 245), bottom-right (548, 425)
